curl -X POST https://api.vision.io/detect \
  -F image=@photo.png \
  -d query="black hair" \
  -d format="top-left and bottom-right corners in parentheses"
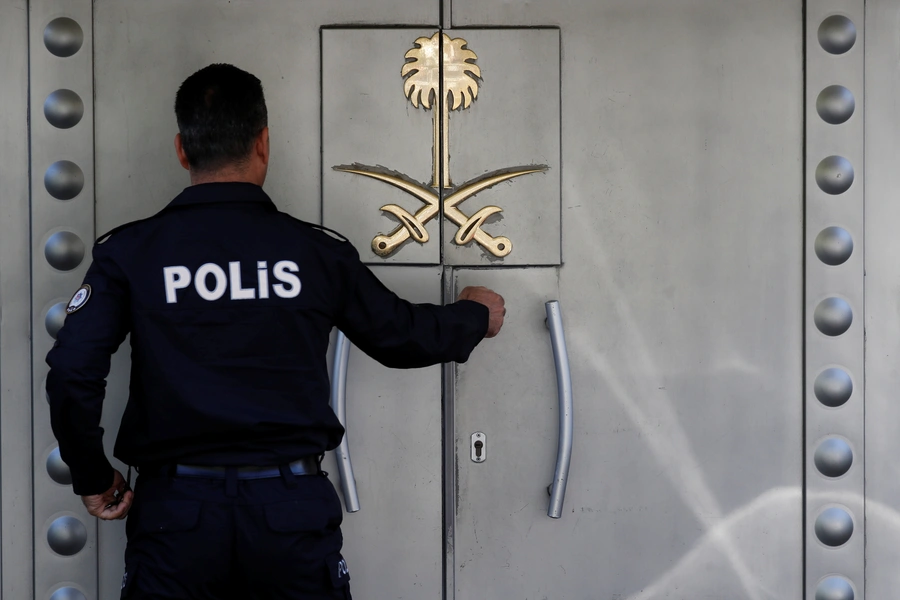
top-left (174, 64), bottom-right (268, 171)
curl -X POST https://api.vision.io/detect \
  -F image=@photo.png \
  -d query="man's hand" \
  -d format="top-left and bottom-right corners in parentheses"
top-left (82, 469), bottom-right (133, 520)
top-left (457, 286), bottom-right (505, 338)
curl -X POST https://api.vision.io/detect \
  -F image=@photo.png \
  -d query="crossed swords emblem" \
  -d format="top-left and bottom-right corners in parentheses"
top-left (334, 32), bottom-right (547, 258)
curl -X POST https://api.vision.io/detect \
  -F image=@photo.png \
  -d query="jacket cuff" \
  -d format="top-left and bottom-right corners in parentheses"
top-left (68, 455), bottom-right (115, 496)
top-left (456, 299), bottom-right (490, 339)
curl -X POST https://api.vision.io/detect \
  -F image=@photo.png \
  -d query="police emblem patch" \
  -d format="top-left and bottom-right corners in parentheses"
top-left (66, 284), bottom-right (91, 314)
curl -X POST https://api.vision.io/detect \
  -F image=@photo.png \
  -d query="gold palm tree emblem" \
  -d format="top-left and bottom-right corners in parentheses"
top-left (403, 32), bottom-right (480, 189)
top-left (334, 32), bottom-right (546, 258)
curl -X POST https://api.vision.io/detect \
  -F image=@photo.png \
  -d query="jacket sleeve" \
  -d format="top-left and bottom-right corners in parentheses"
top-left (46, 243), bottom-right (131, 496)
top-left (334, 246), bottom-right (489, 369)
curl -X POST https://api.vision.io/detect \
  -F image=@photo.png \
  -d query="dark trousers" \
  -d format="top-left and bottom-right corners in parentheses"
top-left (121, 467), bottom-right (351, 599)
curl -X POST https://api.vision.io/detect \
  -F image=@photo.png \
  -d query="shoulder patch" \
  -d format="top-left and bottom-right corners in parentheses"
top-left (66, 285), bottom-right (92, 314)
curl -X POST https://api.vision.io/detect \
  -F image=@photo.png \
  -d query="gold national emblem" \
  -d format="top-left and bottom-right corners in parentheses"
top-left (334, 32), bottom-right (547, 258)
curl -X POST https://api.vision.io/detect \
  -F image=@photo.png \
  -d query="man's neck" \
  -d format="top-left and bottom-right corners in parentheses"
top-left (189, 167), bottom-right (262, 186)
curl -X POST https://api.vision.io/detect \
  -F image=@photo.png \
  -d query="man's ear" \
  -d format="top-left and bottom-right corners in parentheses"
top-left (256, 127), bottom-right (270, 166)
top-left (174, 133), bottom-right (191, 170)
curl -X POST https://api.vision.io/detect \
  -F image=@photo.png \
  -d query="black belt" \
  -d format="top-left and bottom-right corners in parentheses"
top-left (171, 457), bottom-right (319, 480)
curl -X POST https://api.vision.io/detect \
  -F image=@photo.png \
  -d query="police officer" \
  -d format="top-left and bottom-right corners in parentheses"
top-left (47, 63), bottom-right (505, 599)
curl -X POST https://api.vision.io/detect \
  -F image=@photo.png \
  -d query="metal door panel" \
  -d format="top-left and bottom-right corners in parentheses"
top-left (89, 3), bottom-right (439, 598)
top-left (322, 29), bottom-right (440, 265)
top-left (451, 1), bottom-right (804, 598)
top-left (440, 29), bottom-right (560, 266)
top-left (451, 268), bottom-right (566, 599)
top-left (322, 266), bottom-right (444, 600)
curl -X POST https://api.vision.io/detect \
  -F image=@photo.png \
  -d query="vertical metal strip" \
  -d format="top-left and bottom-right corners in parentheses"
top-left (438, 25), bottom-right (446, 266)
top-left (0, 1), bottom-right (35, 597)
top-left (805, 2), bottom-right (864, 599)
top-left (442, 266), bottom-right (456, 600)
top-left (29, 1), bottom-right (98, 598)
top-left (441, 0), bottom-right (452, 32)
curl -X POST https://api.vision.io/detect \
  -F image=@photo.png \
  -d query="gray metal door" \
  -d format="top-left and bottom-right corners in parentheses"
top-left (6, 0), bottom-right (885, 599)
top-left (448, 1), bottom-right (807, 598)
top-left (27, 2), bottom-right (449, 599)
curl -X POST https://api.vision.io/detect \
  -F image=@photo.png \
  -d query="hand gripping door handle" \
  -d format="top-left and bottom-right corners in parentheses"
top-left (546, 301), bottom-right (573, 519)
top-left (330, 330), bottom-right (360, 513)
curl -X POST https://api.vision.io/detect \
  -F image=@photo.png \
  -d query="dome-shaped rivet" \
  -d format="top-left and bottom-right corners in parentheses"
top-left (815, 507), bottom-right (854, 547)
top-left (44, 161), bottom-right (85, 200)
top-left (44, 89), bottom-right (84, 129)
top-left (45, 302), bottom-right (68, 340)
top-left (815, 156), bottom-right (854, 195)
top-left (815, 227), bottom-right (853, 266)
top-left (815, 576), bottom-right (855, 600)
top-left (44, 231), bottom-right (85, 271)
top-left (814, 368), bottom-right (852, 407)
top-left (814, 437), bottom-right (853, 478)
top-left (818, 15), bottom-right (857, 55)
top-left (814, 297), bottom-right (853, 337)
top-left (47, 515), bottom-right (87, 556)
top-left (46, 447), bottom-right (72, 486)
top-left (43, 18), bottom-right (84, 58)
top-left (49, 587), bottom-right (87, 600)
top-left (816, 86), bottom-right (855, 125)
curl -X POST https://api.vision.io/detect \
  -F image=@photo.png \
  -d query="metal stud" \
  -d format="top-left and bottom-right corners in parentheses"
top-left (818, 16), bottom-right (857, 55)
top-left (44, 161), bottom-right (85, 200)
top-left (43, 89), bottom-right (84, 129)
top-left (814, 227), bottom-right (853, 266)
top-left (815, 576), bottom-right (855, 600)
top-left (815, 507), bottom-right (854, 547)
top-left (46, 516), bottom-right (87, 556)
top-left (49, 588), bottom-right (87, 600)
top-left (814, 297), bottom-right (853, 337)
top-left (815, 156), bottom-right (854, 195)
top-left (44, 231), bottom-right (85, 272)
top-left (45, 302), bottom-right (68, 339)
top-left (814, 368), bottom-right (853, 408)
top-left (814, 437), bottom-right (853, 478)
top-left (43, 18), bottom-right (84, 58)
top-left (46, 448), bottom-right (73, 486)
top-left (816, 86), bottom-right (855, 125)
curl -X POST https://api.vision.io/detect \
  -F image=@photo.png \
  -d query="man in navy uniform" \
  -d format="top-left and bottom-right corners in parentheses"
top-left (47, 63), bottom-right (505, 599)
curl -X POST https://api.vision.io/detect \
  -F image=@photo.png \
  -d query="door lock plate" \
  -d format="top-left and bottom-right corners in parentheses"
top-left (471, 432), bottom-right (486, 463)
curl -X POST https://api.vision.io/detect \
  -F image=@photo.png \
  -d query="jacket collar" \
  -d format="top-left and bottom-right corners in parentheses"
top-left (167, 182), bottom-right (276, 208)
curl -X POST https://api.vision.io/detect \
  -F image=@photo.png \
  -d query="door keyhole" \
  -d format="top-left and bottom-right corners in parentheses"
top-left (471, 432), bottom-right (486, 463)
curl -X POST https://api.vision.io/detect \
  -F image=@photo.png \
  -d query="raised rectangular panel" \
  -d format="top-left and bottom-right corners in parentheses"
top-left (451, 267), bottom-right (563, 599)
top-left (30, 1), bottom-right (98, 598)
top-left (322, 28), bottom-right (440, 265)
top-left (441, 29), bottom-right (560, 266)
top-left (1, 1), bottom-right (35, 597)
top-left (322, 266), bottom-right (444, 600)
top-left (805, 2), bottom-right (864, 598)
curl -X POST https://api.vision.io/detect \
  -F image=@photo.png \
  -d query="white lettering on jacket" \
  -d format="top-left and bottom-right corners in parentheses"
top-left (163, 261), bottom-right (301, 304)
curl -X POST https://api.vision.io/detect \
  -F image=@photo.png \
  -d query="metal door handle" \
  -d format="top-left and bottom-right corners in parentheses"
top-left (545, 301), bottom-right (573, 519)
top-left (330, 330), bottom-right (360, 513)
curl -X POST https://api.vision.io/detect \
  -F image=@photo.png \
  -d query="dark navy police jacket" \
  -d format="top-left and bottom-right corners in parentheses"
top-left (47, 182), bottom-right (488, 495)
